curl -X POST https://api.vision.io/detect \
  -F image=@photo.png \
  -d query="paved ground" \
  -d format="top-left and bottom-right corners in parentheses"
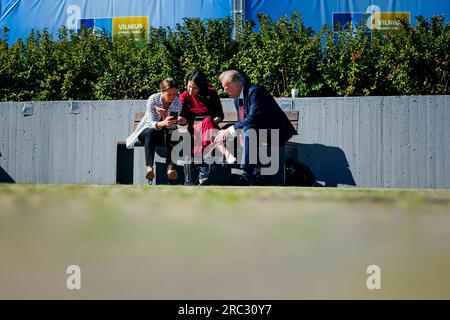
top-left (1, 184), bottom-right (450, 299)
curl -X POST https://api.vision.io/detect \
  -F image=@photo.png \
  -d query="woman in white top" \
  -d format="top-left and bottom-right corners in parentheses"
top-left (126, 78), bottom-right (182, 181)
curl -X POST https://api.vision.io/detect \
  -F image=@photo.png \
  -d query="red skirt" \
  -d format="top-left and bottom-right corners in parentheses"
top-left (192, 117), bottom-right (217, 159)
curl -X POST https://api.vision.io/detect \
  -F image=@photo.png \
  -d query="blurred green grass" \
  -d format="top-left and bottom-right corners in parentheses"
top-left (1, 184), bottom-right (450, 299)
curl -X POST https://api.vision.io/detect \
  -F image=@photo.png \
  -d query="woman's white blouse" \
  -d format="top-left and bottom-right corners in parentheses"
top-left (126, 92), bottom-right (182, 149)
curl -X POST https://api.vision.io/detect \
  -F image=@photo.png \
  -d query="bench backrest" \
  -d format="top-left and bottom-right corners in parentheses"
top-left (132, 111), bottom-right (299, 131)
top-left (221, 111), bottom-right (298, 131)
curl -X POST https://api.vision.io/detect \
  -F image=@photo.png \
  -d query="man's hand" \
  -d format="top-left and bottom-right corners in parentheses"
top-left (177, 116), bottom-right (187, 126)
top-left (214, 128), bottom-right (231, 142)
top-left (157, 116), bottom-right (177, 129)
top-left (213, 116), bottom-right (222, 125)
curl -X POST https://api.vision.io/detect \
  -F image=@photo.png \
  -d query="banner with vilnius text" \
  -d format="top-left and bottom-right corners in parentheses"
top-left (0, 0), bottom-right (449, 45)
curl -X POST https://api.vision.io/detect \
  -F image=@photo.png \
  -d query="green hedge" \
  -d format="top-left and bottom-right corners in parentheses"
top-left (0, 13), bottom-right (449, 101)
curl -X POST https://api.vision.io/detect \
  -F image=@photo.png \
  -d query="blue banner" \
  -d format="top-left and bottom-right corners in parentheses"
top-left (247, 0), bottom-right (450, 31)
top-left (1, 0), bottom-right (449, 44)
top-left (0, 0), bottom-right (233, 43)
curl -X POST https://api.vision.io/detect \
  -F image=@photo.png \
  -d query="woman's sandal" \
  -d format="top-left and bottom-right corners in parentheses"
top-left (145, 167), bottom-right (155, 180)
top-left (167, 167), bottom-right (178, 180)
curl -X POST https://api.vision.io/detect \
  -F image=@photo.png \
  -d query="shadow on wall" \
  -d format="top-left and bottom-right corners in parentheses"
top-left (297, 143), bottom-right (356, 187)
top-left (0, 151), bottom-right (15, 183)
top-left (0, 167), bottom-right (15, 183)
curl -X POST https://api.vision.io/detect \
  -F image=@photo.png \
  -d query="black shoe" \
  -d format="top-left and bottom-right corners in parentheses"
top-left (252, 173), bottom-right (270, 186)
top-left (250, 167), bottom-right (270, 186)
top-left (236, 172), bottom-right (261, 186)
top-left (184, 163), bottom-right (199, 185)
top-left (236, 171), bottom-right (270, 186)
top-left (198, 165), bottom-right (211, 186)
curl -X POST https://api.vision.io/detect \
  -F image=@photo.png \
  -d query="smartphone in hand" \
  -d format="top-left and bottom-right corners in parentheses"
top-left (170, 111), bottom-right (178, 119)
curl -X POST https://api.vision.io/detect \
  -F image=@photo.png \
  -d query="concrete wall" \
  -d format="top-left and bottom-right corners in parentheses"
top-left (1, 96), bottom-right (449, 188)
top-left (290, 96), bottom-right (450, 188)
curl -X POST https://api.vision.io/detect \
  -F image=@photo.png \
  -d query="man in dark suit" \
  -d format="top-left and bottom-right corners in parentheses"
top-left (215, 70), bottom-right (298, 184)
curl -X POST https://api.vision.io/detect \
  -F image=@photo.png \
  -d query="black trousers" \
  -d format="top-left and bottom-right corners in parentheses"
top-left (138, 127), bottom-right (176, 166)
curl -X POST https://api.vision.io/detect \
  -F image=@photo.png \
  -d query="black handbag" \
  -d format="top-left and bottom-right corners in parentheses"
top-left (285, 158), bottom-right (316, 186)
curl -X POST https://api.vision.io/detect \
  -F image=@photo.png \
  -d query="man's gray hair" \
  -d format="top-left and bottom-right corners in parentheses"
top-left (219, 70), bottom-right (246, 86)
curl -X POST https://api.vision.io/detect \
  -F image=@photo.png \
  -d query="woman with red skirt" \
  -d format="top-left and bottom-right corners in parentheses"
top-left (178, 70), bottom-right (224, 184)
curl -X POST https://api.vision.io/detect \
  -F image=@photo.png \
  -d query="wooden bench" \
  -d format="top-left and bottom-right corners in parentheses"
top-left (116, 111), bottom-right (299, 184)
top-left (218, 111), bottom-right (299, 131)
top-left (126, 110), bottom-right (299, 133)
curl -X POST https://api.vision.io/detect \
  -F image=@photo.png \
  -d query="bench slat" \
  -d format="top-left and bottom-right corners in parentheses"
top-left (291, 121), bottom-right (299, 131)
top-left (134, 111), bottom-right (298, 122)
top-left (222, 113), bottom-right (237, 122)
top-left (134, 121), bottom-right (297, 131)
top-left (134, 112), bottom-right (145, 121)
top-left (284, 111), bottom-right (299, 121)
top-left (131, 111), bottom-right (298, 131)
top-left (221, 111), bottom-right (297, 122)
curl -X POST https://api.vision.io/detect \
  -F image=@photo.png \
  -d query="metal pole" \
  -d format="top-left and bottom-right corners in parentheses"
top-left (232, 0), bottom-right (245, 39)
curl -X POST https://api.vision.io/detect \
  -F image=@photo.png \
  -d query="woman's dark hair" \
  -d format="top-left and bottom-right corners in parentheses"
top-left (186, 70), bottom-right (209, 96)
top-left (160, 77), bottom-right (177, 91)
